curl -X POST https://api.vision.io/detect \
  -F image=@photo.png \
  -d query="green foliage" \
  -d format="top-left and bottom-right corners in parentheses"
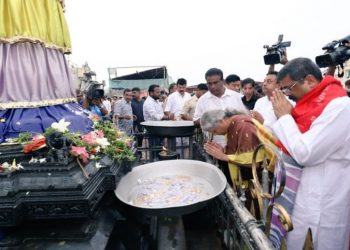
top-left (44, 127), bottom-right (58, 138)
top-left (94, 121), bottom-right (135, 161)
top-left (16, 132), bottom-right (32, 143)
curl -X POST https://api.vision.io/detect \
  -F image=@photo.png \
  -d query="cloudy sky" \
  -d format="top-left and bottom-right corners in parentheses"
top-left (65, 0), bottom-right (349, 86)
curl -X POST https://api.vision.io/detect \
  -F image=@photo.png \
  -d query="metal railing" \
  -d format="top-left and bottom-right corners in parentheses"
top-left (212, 185), bottom-right (274, 250)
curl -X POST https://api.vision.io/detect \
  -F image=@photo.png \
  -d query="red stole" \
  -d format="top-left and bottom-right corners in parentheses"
top-left (277, 76), bottom-right (347, 154)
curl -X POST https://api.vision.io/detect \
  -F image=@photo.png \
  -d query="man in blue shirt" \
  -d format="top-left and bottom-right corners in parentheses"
top-left (82, 97), bottom-right (108, 118)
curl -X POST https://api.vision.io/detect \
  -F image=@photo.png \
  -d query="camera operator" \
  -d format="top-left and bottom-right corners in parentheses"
top-left (82, 96), bottom-right (108, 118)
top-left (81, 80), bottom-right (108, 119)
top-left (252, 50), bottom-right (295, 131)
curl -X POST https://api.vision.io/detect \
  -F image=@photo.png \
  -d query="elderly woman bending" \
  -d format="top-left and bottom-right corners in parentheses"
top-left (201, 108), bottom-right (273, 187)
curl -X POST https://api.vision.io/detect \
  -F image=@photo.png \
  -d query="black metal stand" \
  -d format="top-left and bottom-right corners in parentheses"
top-left (140, 134), bottom-right (193, 162)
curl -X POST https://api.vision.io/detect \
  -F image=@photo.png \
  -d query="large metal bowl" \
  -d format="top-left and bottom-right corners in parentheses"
top-left (141, 121), bottom-right (195, 137)
top-left (115, 160), bottom-right (227, 216)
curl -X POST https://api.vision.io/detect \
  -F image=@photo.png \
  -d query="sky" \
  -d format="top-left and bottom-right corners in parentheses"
top-left (65, 0), bottom-right (350, 86)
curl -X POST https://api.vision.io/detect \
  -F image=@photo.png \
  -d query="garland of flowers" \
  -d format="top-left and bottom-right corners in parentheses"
top-left (1, 118), bottom-right (135, 173)
top-left (45, 118), bottom-right (136, 163)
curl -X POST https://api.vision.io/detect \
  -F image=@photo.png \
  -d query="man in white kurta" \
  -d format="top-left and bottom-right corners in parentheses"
top-left (143, 85), bottom-right (172, 121)
top-left (143, 85), bottom-right (174, 160)
top-left (165, 78), bottom-right (191, 119)
top-left (143, 96), bottom-right (164, 121)
top-left (253, 71), bottom-right (295, 131)
top-left (271, 58), bottom-right (350, 250)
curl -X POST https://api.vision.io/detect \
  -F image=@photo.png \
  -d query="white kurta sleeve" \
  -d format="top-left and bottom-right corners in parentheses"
top-left (164, 95), bottom-right (172, 112)
top-left (143, 100), bottom-right (163, 121)
top-left (272, 97), bottom-right (350, 166)
top-left (149, 104), bottom-right (163, 121)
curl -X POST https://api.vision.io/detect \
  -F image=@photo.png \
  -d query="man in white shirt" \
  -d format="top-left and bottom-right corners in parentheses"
top-left (252, 71), bottom-right (294, 131)
top-left (143, 85), bottom-right (174, 121)
top-left (165, 78), bottom-right (191, 120)
top-left (102, 96), bottom-right (112, 115)
top-left (194, 68), bottom-right (246, 146)
top-left (271, 58), bottom-right (350, 250)
top-left (143, 84), bottom-right (174, 160)
top-left (164, 78), bottom-right (192, 157)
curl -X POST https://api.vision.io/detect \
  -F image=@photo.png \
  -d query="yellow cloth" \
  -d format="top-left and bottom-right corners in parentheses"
top-left (0, 0), bottom-right (71, 53)
top-left (227, 149), bottom-right (266, 184)
top-left (251, 118), bottom-right (278, 172)
top-left (225, 118), bottom-right (279, 185)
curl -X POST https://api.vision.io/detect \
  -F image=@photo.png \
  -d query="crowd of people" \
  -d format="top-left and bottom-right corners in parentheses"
top-left (76, 55), bottom-right (350, 250)
top-left (3, 1), bottom-right (348, 249)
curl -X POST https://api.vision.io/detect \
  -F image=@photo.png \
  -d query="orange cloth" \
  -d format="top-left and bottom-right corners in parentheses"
top-left (23, 138), bottom-right (46, 153)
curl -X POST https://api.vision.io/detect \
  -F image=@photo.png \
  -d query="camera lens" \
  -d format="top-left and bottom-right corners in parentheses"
top-left (93, 89), bottom-right (104, 99)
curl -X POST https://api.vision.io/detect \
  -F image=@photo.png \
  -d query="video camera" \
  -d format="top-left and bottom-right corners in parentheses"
top-left (315, 35), bottom-right (350, 68)
top-left (81, 80), bottom-right (105, 100)
top-left (263, 34), bottom-right (291, 65)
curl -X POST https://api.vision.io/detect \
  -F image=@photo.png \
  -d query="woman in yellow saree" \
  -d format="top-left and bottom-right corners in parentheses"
top-left (201, 108), bottom-right (276, 185)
